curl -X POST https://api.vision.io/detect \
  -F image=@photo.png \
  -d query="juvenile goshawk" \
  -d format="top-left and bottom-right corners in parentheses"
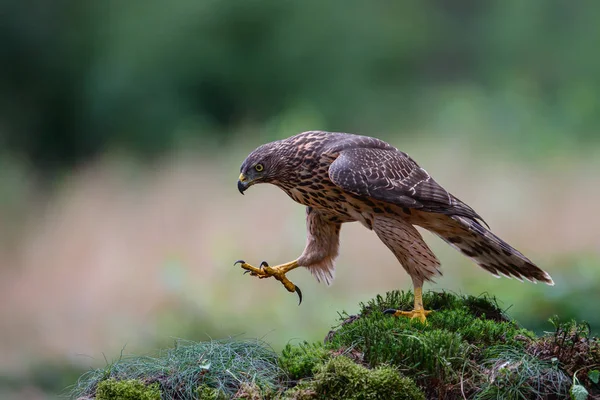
top-left (235, 131), bottom-right (553, 322)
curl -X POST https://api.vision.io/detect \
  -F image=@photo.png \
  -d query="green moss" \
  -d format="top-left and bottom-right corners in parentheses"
top-left (428, 307), bottom-right (534, 346)
top-left (327, 291), bottom-right (535, 359)
top-left (96, 378), bottom-right (160, 400)
top-left (197, 384), bottom-right (227, 400)
top-left (232, 382), bottom-right (269, 399)
top-left (280, 381), bottom-right (318, 400)
top-left (279, 341), bottom-right (330, 380)
top-left (354, 322), bottom-right (466, 380)
top-left (310, 356), bottom-right (424, 400)
top-left (326, 310), bottom-right (469, 374)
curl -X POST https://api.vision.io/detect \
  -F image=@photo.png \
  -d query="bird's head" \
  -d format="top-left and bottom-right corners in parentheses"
top-left (237, 140), bottom-right (289, 194)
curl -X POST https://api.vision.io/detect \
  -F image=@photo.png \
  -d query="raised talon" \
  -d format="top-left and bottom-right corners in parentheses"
top-left (234, 259), bottom-right (302, 304)
top-left (235, 260), bottom-right (267, 276)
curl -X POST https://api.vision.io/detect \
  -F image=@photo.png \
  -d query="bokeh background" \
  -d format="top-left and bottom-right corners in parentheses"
top-left (1, 1), bottom-right (600, 398)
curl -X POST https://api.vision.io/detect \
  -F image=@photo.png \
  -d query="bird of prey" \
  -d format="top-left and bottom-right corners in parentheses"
top-left (235, 131), bottom-right (553, 322)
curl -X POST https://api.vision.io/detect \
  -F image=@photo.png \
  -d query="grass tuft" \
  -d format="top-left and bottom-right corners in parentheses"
top-left (528, 315), bottom-right (600, 395)
top-left (71, 338), bottom-right (282, 400)
top-left (475, 345), bottom-right (571, 399)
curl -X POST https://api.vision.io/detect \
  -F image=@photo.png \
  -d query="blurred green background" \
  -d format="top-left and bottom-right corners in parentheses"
top-left (1, 1), bottom-right (599, 399)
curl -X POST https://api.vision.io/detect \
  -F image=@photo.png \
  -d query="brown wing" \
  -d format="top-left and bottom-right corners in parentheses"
top-left (328, 147), bottom-right (488, 225)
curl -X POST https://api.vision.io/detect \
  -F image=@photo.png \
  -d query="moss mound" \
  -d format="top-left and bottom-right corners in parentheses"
top-left (71, 291), bottom-right (600, 399)
top-left (96, 379), bottom-right (161, 400)
top-left (309, 356), bottom-right (424, 400)
top-left (321, 290), bottom-right (599, 399)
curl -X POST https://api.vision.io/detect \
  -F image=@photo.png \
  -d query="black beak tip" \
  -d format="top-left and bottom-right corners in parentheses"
top-left (238, 180), bottom-right (247, 195)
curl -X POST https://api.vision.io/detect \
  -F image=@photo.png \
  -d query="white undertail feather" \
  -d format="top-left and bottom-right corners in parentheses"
top-left (307, 262), bottom-right (336, 285)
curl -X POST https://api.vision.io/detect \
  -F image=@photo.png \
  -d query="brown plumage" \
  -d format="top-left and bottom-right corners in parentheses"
top-left (236, 131), bottom-right (553, 320)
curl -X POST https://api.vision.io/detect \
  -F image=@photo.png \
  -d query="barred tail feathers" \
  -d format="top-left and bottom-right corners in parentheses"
top-left (433, 216), bottom-right (554, 285)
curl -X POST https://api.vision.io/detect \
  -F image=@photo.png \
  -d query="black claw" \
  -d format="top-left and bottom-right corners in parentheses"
top-left (243, 270), bottom-right (250, 275)
top-left (295, 285), bottom-right (303, 305)
top-left (234, 260), bottom-right (245, 266)
top-left (383, 308), bottom-right (398, 315)
top-left (259, 261), bottom-right (269, 268)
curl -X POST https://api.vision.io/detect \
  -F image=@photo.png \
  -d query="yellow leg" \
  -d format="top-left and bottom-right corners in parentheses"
top-left (384, 286), bottom-right (432, 323)
top-left (234, 259), bottom-right (303, 304)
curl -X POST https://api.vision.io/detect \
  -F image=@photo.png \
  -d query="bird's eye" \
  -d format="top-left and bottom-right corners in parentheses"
top-left (254, 164), bottom-right (264, 172)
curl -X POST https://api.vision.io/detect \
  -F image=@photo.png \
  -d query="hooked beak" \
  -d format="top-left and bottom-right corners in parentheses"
top-left (238, 173), bottom-right (249, 195)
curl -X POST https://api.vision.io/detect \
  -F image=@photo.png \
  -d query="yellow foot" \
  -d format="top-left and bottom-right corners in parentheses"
top-left (234, 260), bottom-right (302, 304)
top-left (383, 308), bottom-right (432, 324)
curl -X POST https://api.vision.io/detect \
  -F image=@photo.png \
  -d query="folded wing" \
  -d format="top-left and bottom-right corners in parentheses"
top-left (328, 147), bottom-right (487, 225)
